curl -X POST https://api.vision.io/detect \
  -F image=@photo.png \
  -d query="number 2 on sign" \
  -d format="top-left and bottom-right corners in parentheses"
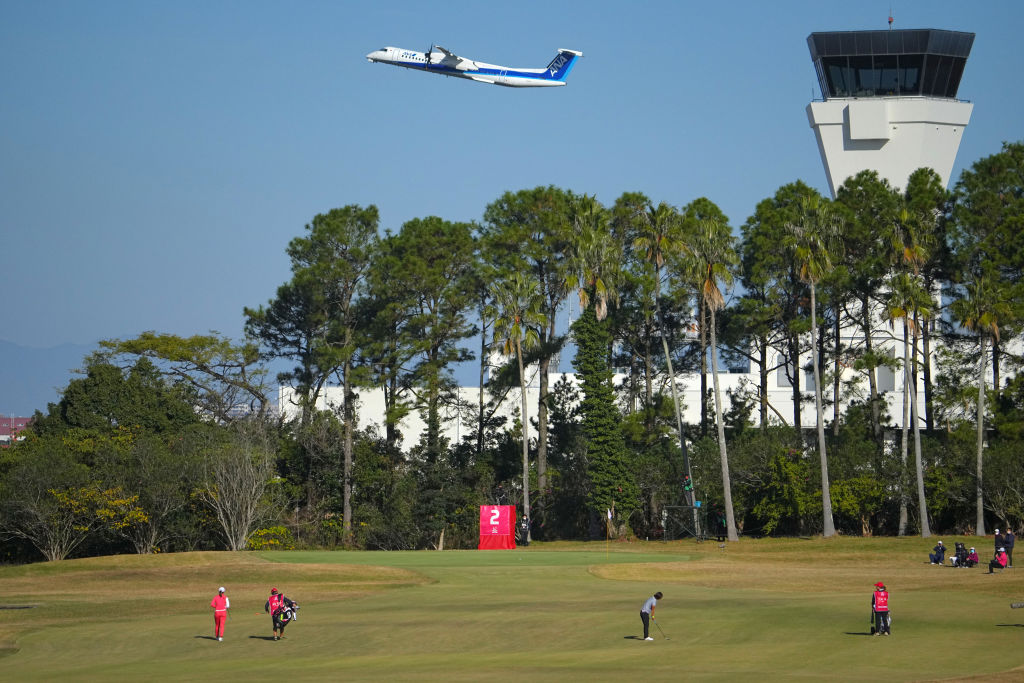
top-left (490, 508), bottom-right (500, 526)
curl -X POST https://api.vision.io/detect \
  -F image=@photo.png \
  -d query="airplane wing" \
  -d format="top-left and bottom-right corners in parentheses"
top-left (434, 45), bottom-right (476, 71)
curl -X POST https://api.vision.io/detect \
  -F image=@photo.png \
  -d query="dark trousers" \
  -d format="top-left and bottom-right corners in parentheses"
top-left (1007, 548), bottom-right (1014, 567)
top-left (989, 559), bottom-right (1004, 573)
top-left (873, 610), bottom-right (890, 634)
top-left (641, 611), bottom-right (650, 638)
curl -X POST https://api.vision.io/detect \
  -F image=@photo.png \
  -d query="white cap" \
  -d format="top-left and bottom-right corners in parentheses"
top-left (218, 586), bottom-right (225, 593)
top-left (1000, 547), bottom-right (1006, 552)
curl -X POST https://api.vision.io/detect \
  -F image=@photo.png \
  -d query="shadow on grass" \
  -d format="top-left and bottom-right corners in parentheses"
top-left (623, 636), bottom-right (646, 640)
top-left (249, 635), bottom-right (278, 641)
top-left (996, 624), bottom-right (1024, 628)
top-left (843, 632), bottom-right (875, 636)
top-left (194, 635), bottom-right (219, 640)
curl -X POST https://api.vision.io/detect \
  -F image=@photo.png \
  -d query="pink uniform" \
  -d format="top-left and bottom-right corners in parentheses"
top-left (211, 593), bottom-right (229, 639)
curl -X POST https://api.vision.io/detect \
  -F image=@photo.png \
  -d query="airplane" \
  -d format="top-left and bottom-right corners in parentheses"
top-left (365, 45), bottom-right (583, 87)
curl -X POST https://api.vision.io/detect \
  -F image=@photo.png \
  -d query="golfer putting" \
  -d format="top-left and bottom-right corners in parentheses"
top-left (639, 591), bottom-right (663, 641)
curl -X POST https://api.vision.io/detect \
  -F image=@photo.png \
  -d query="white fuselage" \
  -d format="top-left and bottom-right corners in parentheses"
top-left (366, 46), bottom-right (579, 88)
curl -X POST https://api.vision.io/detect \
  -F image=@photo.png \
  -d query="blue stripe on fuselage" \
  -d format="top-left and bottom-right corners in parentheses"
top-left (388, 59), bottom-right (564, 82)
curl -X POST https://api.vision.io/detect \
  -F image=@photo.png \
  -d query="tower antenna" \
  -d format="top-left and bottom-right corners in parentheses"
top-left (888, 5), bottom-right (894, 30)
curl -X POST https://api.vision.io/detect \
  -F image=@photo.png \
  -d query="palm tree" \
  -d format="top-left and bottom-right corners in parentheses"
top-left (633, 202), bottom-right (696, 507)
top-left (489, 271), bottom-right (547, 543)
top-left (887, 271), bottom-right (933, 537)
top-left (569, 196), bottom-right (620, 321)
top-left (685, 217), bottom-right (740, 541)
top-left (787, 195), bottom-right (843, 538)
top-left (952, 275), bottom-right (1012, 536)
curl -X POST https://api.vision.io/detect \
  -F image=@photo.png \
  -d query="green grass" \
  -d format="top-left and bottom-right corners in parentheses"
top-left (3, 537), bottom-right (1024, 681)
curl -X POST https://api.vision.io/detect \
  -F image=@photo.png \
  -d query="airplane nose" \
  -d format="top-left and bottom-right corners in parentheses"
top-left (366, 50), bottom-right (383, 62)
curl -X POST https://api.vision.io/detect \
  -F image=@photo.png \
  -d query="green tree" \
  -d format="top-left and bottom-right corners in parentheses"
top-left (489, 270), bottom-right (546, 541)
top-left (836, 172), bottom-right (902, 446)
top-left (32, 357), bottom-right (200, 437)
top-left (0, 440), bottom-right (146, 561)
top-left (245, 205), bottom-right (378, 542)
top-left (887, 271), bottom-right (934, 536)
top-left (383, 216), bottom-right (478, 458)
top-left (482, 187), bottom-right (575, 517)
top-left (632, 199), bottom-right (695, 503)
top-left (572, 305), bottom-right (638, 532)
top-left (684, 214), bottom-right (740, 541)
top-left (952, 275), bottom-right (1013, 536)
top-left (739, 182), bottom-right (820, 432)
top-left (788, 194), bottom-right (843, 537)
top-left (97, 332), bottom-right (271, 423)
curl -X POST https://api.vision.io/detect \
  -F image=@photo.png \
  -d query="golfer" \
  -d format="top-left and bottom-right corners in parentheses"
top-left (640, 591), bottom-right (662, 641)
top-left (210, 586), bottom-right (229, 641)
top-left (265, 587), bottom-right (295, 641)
top-left (871, 582), bottom-right (890, 636)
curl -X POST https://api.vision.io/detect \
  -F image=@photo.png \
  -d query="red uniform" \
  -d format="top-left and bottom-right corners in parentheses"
top-left (210, 593), bottom-right (229, 639)
top-left (871, 585), bottom-right (890, 635)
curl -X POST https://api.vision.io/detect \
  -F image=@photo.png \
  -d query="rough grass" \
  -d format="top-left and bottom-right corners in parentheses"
top-left (2, 537), bottom-right (1024, 681)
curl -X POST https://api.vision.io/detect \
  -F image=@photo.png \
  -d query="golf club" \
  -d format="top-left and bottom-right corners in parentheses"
top-left (652, 618), bottom-right (669, 640)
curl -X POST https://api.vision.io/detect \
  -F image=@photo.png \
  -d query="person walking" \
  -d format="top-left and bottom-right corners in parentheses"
top-left (640, 592), bottom-right (662, 641)
top-left (210, 586), bottom-right (229, 641)
top-left (265, 587), bottom-right (295, 641)
top-left (871, 582), bottom-right (890, 636)
top-left (1004, 528), bottom-right (1015, 568)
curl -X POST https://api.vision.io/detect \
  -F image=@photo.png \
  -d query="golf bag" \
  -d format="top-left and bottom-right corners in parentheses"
top-left (952, 542), bottom-right (968, 567)
top-left (274, 600), bottom-right (299, 633)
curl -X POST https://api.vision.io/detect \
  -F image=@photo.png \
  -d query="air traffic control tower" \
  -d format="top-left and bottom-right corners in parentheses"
top-left (806, 29), bottom-right (974, 195)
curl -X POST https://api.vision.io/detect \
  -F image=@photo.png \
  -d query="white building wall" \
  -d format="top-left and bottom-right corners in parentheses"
top-left (277, 316), bottom-right (933, 452)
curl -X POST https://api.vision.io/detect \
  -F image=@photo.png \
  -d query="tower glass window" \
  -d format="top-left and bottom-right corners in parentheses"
top-left (808, 29), bottom-right (973, 100)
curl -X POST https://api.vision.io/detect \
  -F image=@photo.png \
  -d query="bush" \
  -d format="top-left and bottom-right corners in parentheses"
top-left (246, 526), bottom-right (295, 551)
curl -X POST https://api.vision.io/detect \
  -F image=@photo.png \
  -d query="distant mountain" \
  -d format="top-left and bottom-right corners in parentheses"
top-left (0, 340), bottom-right (97, 416)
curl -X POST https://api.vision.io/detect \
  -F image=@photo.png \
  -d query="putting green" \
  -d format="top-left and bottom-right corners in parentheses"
top-left (3, 539), bottom-right (1024, 681)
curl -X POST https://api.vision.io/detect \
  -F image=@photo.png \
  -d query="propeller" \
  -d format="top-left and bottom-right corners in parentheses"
top-left (426, 43), bottom-right (434, 66)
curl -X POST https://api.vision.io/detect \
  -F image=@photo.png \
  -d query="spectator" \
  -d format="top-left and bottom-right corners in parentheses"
top-left (988, 547), bottom-right (1008, 574)
top-left (929, 540), bottom-right (945, 565)
top-left (994, 529), bottom-right (1004, 554)
top-left (967, 547), bottom-right (979, 567)
top-left (1004, 528), bottom-right (1015, 568)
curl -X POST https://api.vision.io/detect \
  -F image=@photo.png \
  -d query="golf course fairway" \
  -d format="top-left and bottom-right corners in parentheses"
top-left (2, 538), bottom-right (1024, 681)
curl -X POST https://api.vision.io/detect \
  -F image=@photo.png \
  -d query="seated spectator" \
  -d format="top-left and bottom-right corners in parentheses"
top-left (952, 542), bottom-right (968, 567)
top-left (989, 547), bottom-right (1008, 574)
top-left (929, 540), bottom-right (945, 565)
top-left (967, 547), bottom-right (979, 567)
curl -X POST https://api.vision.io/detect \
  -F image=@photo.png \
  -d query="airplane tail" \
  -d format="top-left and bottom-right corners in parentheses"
top-left (543, 49), bottom-right (583, 81)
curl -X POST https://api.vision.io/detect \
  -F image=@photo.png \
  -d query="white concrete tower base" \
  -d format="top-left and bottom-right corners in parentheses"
top-left (807, 97), bottom-right (973, 196)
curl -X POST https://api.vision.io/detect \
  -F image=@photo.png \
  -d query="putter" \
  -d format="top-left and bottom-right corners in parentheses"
top-left (652, 618), bottom-right (669, 640)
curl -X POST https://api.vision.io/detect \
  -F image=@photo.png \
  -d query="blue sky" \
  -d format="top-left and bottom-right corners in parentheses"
top-left (1, 1), bottom-right (1022, 408)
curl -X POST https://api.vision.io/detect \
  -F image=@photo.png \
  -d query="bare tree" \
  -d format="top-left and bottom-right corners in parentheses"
top-left (197, 420), bottom-right (285, 551)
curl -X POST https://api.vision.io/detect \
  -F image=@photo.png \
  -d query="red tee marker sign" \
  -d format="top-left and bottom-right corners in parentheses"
top-left (478, 505), bottom-right (516, 550)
